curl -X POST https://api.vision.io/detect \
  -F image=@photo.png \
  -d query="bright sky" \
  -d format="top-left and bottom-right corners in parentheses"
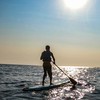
top-left (0, 0), bottom-right (100, 67)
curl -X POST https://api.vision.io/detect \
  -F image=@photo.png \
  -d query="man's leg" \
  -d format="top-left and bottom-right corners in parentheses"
top-left (49, 72), bottom-right (52, 85)
top-left (42, 72), bottom-right (47, 86)
top-left (48, 64), bottom-right (52, 85)
top-left (42, 64), bottom-right (47, 86)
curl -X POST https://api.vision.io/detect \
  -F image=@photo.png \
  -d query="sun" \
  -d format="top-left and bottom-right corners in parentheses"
top-left (63, 0), bottom-right (89, 11)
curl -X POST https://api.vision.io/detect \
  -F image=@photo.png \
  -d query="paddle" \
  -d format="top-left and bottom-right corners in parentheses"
top-left (53, 63), bottom-right (77, 86)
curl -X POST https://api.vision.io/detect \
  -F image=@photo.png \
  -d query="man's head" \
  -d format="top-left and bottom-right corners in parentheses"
top-left (45, 45), bottom-right (50, 51)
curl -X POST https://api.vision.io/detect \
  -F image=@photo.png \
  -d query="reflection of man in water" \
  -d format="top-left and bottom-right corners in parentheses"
top-left (40, 45), bottom-right (55, 86)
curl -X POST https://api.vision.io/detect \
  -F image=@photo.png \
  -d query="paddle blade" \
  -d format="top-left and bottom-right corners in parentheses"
top-left (69, 77), bottom-right (77, 85)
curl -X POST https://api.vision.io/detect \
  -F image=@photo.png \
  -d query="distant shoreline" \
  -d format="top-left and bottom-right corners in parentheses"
top-left (0, 64), bottom-right (99, 68)
top-left (0, 63), bottom-right (41, 67)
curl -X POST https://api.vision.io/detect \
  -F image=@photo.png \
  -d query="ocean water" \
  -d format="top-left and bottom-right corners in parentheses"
top-left (0, 64), bottom-right (100, 100)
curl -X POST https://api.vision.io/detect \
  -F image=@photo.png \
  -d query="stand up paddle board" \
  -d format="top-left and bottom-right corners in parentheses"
top-left (23, 80), bottom-right (70, 91)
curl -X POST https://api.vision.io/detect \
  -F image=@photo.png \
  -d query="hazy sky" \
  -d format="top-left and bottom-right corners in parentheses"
top-left (0, 0), bottom-right (100, 66)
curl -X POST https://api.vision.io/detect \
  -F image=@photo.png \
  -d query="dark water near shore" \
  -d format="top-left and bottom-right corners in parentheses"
top-left (0, 64), bottom-right (100, 100)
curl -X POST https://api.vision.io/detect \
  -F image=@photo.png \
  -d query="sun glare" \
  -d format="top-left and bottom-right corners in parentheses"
top-left (63, 0), bottom-right (89, 11)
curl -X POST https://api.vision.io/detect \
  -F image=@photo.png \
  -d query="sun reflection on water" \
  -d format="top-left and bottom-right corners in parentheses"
top-left (62, 66), bottom-right (80, 76)
top-left (49, 66), bottom-right (95, 100)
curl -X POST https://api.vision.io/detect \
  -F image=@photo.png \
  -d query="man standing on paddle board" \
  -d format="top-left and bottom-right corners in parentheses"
top-left (40, 45), bottom-right (55, 86)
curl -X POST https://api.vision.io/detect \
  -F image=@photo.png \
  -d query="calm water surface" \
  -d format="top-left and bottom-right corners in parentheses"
top-left (0, 64), bottom-right (100, 100)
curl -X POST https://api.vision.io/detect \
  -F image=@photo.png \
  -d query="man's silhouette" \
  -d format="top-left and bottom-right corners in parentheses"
top-left (40, 45), bottom-right (55, 86)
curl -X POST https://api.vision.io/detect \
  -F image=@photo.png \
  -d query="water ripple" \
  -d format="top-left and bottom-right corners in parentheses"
top-left (0, 64), bottom-right (99, 100)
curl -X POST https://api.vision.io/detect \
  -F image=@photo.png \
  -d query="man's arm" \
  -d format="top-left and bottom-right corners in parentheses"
top-left (51, 53), bottom-right (55, 64)
top-left (40, 52), bottom-right (43, 60)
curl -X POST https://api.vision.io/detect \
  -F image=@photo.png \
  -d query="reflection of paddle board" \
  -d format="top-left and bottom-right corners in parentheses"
top-left (23, 80), bottom-right (70, 91)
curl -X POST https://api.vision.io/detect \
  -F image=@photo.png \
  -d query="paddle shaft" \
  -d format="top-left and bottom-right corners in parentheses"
top-left (53, 63), bottom-right (77, 85)
top-left (54, 63), bottom-right (70, 78)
